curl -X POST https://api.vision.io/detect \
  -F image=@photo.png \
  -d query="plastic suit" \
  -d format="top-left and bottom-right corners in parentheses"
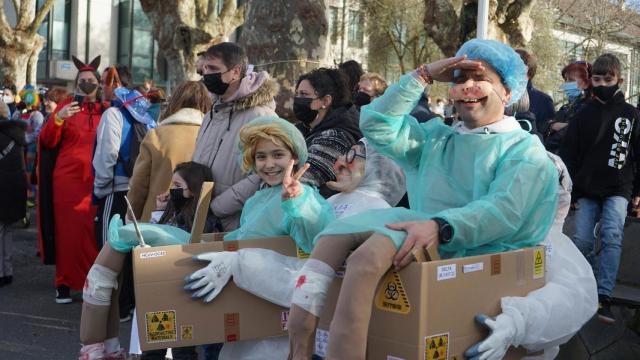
top-left (466, 153), bottom-right (598, 360)
top-left (315, 73), bottom-right (559, 258)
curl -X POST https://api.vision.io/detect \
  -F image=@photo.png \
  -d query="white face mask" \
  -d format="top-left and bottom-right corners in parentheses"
top-left (3, 95), bottom-right (14, 104)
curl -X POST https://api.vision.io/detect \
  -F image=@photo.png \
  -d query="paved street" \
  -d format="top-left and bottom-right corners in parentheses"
top-left (1, 210), bottom-right (639, 359)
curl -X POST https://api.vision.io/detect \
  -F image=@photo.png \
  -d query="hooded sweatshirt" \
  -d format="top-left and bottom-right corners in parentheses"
top-left (560, 91), bottom-right (640, 201)
top-left (299, 104), bottom-right (363, 197)
top-left (0, 119), bottom-right (28, 223)
top-left (192, 71), bottom-right (279, 231)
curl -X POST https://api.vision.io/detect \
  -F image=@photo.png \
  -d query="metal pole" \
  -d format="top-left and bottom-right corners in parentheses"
top-left (477, 0), bottom-right (489, 40)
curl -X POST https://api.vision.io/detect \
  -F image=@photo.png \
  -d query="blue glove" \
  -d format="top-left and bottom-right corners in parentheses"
top-left (464, 313), bottom-right (517, 360)
top-left (108, 214), bottom-right (191, 253)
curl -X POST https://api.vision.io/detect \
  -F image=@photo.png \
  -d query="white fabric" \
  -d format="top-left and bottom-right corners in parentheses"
top-left (129, 308), bottom-right (142, 355)
top-left (82, 264), bottom-right (118, 306)
top-left (356, 138), bottom-right (406, 207)
top-left (290, 259), bottom-right (335, 317)
top-left (219, 336), bottom-right (288, 360)
top-left (329, 191), bottom-right (390, 219)
top-left (453, 115), bottom-right (522, 134)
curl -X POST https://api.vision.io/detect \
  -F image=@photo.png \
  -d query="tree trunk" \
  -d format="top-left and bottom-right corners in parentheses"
top-left (140, 0), bottom-right (244, 88)
top-left (238, 0), bottom-right (327, 119)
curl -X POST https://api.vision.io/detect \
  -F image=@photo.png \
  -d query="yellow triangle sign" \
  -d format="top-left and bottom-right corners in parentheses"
top-left (375, 270), bottom-right (411, 314)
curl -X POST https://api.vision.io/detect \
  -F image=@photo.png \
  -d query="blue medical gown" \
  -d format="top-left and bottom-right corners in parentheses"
top-left (224, 183), bottom-right (335, 254)
top-left (316, 74), bottom-right (558, 259)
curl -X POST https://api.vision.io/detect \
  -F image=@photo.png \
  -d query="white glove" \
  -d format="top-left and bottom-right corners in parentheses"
top-left (184, 251), bottom-right (239, 303)
top-left (464, 313), bottom-right (517, 360)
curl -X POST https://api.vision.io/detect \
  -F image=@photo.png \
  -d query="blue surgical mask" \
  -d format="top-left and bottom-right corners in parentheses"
top-left (561, 82), bottom-right (582, 100)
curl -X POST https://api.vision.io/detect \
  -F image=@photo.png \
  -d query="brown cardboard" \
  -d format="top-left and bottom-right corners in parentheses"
top-left (316, 246), bottom-right (546, 360)
top-left (188, 181), bottom-right (214, 244)
top-left (133, 236), bottom-right (297, 350)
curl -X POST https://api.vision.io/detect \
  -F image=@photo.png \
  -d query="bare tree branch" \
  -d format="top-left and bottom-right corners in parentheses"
top-left (29, 0), bottom-right (55, 36)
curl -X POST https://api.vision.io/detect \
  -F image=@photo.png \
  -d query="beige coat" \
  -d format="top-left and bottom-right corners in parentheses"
top-left (127, 108), bottom-right (203, 221)
top-left (192, 71), bottom-right (279, 231)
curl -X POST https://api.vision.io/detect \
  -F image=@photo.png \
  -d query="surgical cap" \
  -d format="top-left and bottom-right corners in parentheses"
top-left (239, 116), bottom-right (308, 166)
top-left (455, 39), bottom-right (528, 106)
top-left (359, 138), bottom-right (406, 206)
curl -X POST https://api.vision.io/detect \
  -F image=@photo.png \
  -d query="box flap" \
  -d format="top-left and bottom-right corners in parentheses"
top-left (189, 182), bottom-right (214, 244)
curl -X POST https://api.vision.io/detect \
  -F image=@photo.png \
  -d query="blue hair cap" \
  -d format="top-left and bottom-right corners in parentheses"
top-left (239, 116), bottom-right (308, 166)
top-left (455, 39), bottom-right (528, 106)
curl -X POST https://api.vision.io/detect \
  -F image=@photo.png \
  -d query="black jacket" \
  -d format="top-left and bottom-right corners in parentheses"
top-left (297, 104), bottom-right (362, 197)
top-left (0, 120), bottom-right (28, 224)
top-left (560, 91), bottom-right (640, 201)
top-left (527, 81), bottom-right (556, 136)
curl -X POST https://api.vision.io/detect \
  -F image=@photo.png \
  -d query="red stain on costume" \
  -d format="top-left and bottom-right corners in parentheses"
top-left (296, 275), bottom-right (307, 289)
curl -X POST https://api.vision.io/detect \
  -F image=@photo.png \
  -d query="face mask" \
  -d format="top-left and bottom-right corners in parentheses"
top-left (592, 84), bottom-right (619, 103)
top-left (293, 97), bottom-right (319, 124)
top-left (353, 91), bottom-right (372, 107)
top-left (78, 82), bottom-right (98, 95)
top-left (3, 95), bottom-right (14, 104)
top-left (561, 82), bottom-right (582, 100)
top-left (202, 71), bottom-right (230, 95)
top-left (169, 188), bottom-right (189, 210)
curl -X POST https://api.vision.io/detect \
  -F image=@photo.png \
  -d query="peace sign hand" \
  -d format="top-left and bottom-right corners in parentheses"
top-left (281, 160), bottom-right (310, 201)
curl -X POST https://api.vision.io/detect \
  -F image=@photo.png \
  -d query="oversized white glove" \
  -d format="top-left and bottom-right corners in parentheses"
top-left (184, 251), bottom-right (239, 303)
top-left (464, 313), bottom-right (517, 360)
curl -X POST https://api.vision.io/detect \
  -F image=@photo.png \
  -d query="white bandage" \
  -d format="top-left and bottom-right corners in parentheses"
top-left (83, 264), bottom-right (118, 306)
top-left (291, 259), bottom-right (335, 317)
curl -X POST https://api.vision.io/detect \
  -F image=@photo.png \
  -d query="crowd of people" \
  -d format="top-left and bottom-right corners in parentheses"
top-left (0, 37), bottom-right (639, 360)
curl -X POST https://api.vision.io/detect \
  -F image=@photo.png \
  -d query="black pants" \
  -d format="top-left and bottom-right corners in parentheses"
top-left (94, 190), bottom-right (135, 317)
top-left (141, 346), bottom-right (198, 360)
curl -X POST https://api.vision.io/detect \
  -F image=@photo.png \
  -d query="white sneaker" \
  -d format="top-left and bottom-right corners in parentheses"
top-left (79, 343), bottom-right (105, 360)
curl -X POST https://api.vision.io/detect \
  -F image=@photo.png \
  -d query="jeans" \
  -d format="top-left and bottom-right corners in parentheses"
top-left (203, 343), bottom-right (223, 360)
top-left (573, 196), bottom-right (628, 297)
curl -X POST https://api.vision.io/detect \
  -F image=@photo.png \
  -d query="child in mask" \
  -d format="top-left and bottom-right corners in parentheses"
top-left (78, 161), bottom-right (213, 360)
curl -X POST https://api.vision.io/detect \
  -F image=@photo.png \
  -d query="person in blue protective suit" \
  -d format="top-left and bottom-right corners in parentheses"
top-left (78, 162), bottom-right (212, 360)
top-left (184, 115), bottom-right (335, 290)
top-left (286, 39), bottom-right (559, 360)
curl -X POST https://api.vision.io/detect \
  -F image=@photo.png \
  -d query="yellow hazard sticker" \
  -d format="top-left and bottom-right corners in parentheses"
top-left (181, 325), bottom-right (193, 340)
top-left (533, 248), bottom-right (545, 279)
top-left (425, 333), bottom-right (449, 360)
top-left (296, 246), bottom-right (310, 259)
top-left (145, 310), bottom-right (177, 343)
top-left (375, 271), bottom-right (410, 314)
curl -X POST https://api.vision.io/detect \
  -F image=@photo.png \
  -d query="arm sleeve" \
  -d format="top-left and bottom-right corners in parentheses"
top-left (38, 101), bottom-right (70, 149)
top-left (632, 110), bottom-right (640, 197)
top-left (502, 234), bottom-right (598, 351)
top-left (559, 111), bottom-right (581, 179)
top-left (92, 109), bottom-right (123, 197)
top-left (281, 185), bottom-right (336, 254)
top-left (359, 73), bottom-right (429, 169)
top-left (435, 145), bottom-right (558, 252)
top-left (127, 131), bottom-right (154, 219)
top-left (210, 174), bottom-right (261, 218)
top-left (26, 112), bottom-right (45, 144)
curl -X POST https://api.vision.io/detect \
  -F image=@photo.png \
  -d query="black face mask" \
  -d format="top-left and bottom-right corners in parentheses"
top-left (202, 72), bottom-right (230, 95)
top-left (593, 84), bottom-right (619, 103)
top-left (353, 91), bottom-right (372, 107)
top-left (293, 97), bottom-right (319, 124)
top-left (169, 188), bottom-right (189, 210)
top-left (78, 82), bottom-right (98, 95)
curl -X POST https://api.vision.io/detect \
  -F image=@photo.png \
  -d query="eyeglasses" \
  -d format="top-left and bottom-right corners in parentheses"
top-left (345, 148), bottom-right (366, 164)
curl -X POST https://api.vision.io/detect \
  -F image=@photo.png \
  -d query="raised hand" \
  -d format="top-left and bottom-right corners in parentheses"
top-left (57, 101), bottom-right (81, 120)
top-left (281, 160), bottom-right (310, 200)
top-left (421, 56), bottom-right (485, 83)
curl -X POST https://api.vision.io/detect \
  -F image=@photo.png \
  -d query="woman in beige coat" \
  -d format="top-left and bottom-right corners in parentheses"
top-left (127, 81), bottom-right (211, 221)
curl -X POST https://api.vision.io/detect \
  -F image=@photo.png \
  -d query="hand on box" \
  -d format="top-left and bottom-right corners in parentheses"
top-left (184, 251), bottom-right (239, 303)
top-left (464, 314), bottom-right (516, 360)
top-left (386, 220), bottom-right (439, 269)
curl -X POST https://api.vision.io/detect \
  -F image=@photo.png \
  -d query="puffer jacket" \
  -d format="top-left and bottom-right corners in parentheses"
top-left (127, 108), bottom-right (204, 222)
top-left (192, 71), bottom-right (279, 231)
top-left (0, 119), bottom-right (28, 224)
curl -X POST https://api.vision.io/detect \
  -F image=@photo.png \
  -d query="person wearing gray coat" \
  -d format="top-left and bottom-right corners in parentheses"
top-left (192, 42), bottom-right (279, 232)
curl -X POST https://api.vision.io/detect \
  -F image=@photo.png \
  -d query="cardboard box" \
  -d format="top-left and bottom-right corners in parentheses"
top-left (132, 236), bottom-right (298, 351)
top-left (316, 246), bottom-right (547, 360)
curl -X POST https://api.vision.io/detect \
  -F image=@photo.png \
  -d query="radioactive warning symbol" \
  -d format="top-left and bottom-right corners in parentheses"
top-left (145, 310), bottom-right (177, 343)
top-left (181, 325), bottom-right (193, 340)
top-left (296, 246), bottom-right (310, 259)
top-left (375, 271), bottom-right (410, 314)
top-left (425, 333), bottom-right (449, 360)
top-left (533, 248), bottom-right (545, 279)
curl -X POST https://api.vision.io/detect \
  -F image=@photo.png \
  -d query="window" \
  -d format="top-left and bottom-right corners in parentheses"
top-left (347, 10), bottom-right (364, 48)
top-left (118, 0), bottom-right (167, 85)
top-left (329, 7), bottom-right (340, 45)
top-left (36, 0), bottom-right (71, 81)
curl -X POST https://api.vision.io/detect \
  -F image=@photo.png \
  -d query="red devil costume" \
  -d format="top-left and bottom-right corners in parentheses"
top-left (37, 56), bottom-right (105, 291)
